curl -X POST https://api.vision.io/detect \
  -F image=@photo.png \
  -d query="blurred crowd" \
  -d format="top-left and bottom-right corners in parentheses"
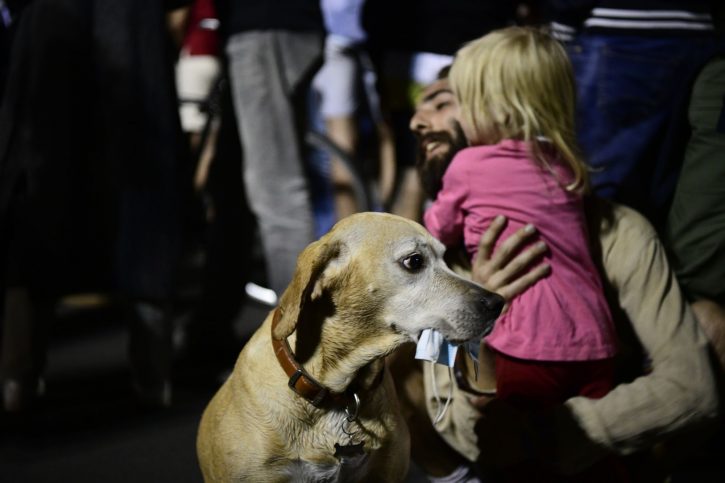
top-left (0, 0), bottom-right (724, 480)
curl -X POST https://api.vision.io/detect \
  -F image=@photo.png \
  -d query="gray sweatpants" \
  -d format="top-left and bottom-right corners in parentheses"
top-left (226, 30), bottom-right (323, 296)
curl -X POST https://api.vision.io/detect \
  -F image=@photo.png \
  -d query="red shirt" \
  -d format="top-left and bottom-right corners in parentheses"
top-left (183, 0), bottom-right (220, 56)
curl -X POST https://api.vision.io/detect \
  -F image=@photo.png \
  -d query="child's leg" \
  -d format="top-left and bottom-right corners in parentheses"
top-left (494, 352), bottom-right (615, 409)
top-left (574, 357), bottom-right (615, 399)
top-left (494, 352), bottom-right (577, 410)
top-left (493, 353), bottom-right (626, 482)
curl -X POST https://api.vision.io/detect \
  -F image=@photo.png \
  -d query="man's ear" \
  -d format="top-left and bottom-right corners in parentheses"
top-left (273, 239), bottom-right (343, 340)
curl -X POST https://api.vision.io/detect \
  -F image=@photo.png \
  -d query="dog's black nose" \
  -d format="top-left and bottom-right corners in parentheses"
top-left (481, 293), bottom-right (505, 316)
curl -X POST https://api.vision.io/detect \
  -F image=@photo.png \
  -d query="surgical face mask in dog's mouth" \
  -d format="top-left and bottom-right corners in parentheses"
top-left (414, 328), bottom-right (481, 425)
top-left (414, 328), bottom-right (479, 367)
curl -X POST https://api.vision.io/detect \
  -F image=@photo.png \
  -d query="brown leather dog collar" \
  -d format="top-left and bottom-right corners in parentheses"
top-left (272, 308), bottom-right (355, 408)
top-left (271, 308), bottom-right (385, 410)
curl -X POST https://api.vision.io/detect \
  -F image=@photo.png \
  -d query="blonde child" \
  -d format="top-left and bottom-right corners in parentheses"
top-left (424, 27), bottom-right (618, 415)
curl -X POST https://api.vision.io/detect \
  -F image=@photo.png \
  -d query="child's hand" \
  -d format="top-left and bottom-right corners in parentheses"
top-left (471, 215), bottom-right (550, 305)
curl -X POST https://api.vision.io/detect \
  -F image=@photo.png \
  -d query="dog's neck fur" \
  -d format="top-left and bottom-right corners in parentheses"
top-left (288, 306), bottom-right (402, 396)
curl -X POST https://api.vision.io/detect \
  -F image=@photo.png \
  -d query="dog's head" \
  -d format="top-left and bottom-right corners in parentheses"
top-left (274, 212), bottom-right (503, 352)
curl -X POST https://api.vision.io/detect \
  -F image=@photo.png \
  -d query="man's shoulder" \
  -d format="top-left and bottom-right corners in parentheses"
top-left (587, 198), bottom-right (663, 280)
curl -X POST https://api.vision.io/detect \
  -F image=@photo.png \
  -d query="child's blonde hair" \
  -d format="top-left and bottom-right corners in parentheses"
top-left (449, 26), bottom-right (588, 192)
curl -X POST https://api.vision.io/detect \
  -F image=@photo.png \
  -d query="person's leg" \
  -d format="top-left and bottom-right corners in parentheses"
top-left (574, 358), bottom-right (615, 399)
top-left (116, 181), bottom-right (181, 408)
top-left (127, 299), bottom-right (173, 407)
top-left (312, 35), bottom-right (362, 219)
top-left (494, 354), bottom-right (624, 482)
top-left (494, 352), bottom-right (574, 411)
top-left (1, 196), bottom-right (55, 412)
top-left (391, 166), bottom-right (426, 222)
top-left (357, 49), bottom-right (396, 210)
top-left (326, 116), bottom-right (360, 219)
top-left (1, 287), bottom-right (53, 412)
top-left (374, 119), bottom-right (397, 209)
top-left (226, 30), bottom-right (322, 296)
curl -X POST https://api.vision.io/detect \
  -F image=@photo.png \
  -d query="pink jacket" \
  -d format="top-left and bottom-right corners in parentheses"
top-left (424, 140), bottom-right (617, 361)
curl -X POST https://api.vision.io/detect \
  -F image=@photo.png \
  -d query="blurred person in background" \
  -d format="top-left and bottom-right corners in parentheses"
top-left (214, 0), bottom-right (324, 297)
top-left (311, 0), bottom-right (396, 221)
top-left (662, 28), bottom-right (725, 480)
top-left (664, 6), bottom-right (725, 374)
top-left (171, 0), bottom-right (221, 193)
top-left (545, 0), bottom-right (725, 232)
top-left (0, 0), bottom-right (189, 411)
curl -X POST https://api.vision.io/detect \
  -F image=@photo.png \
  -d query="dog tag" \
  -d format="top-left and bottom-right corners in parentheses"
top-left (334, 442), bottom-right (365, 459)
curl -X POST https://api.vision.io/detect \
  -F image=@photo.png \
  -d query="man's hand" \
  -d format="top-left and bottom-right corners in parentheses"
top-left (472, 215), bottom-right (550, 303)
top-left (692, 299), bottom-right (725, 372)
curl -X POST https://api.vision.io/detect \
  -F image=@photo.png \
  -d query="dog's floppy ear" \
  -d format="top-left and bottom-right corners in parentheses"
top-left (273, 238), bottom-right (343, 340)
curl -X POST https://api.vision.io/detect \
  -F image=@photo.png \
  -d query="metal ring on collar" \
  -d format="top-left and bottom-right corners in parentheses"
top-left (345, 392), bottom-right (360, 422)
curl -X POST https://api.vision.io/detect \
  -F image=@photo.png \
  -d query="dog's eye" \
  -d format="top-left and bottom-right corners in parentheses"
top-left (401, 253), bottom-right (424, 272)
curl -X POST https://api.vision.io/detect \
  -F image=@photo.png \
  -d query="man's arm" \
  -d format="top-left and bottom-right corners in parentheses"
top-left (473, 203), bottom-right (719, 474)
top-left (557, 203), bottom-right (718, 469)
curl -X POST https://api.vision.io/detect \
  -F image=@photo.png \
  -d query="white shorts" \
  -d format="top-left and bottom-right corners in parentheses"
top-left (175, 54), bottom-right (221, 133)
top-left (312, 34), bottom-right (362, 118)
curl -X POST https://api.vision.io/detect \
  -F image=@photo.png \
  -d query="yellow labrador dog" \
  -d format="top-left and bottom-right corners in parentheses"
top-left (196, 212), bottom-right (504, 482)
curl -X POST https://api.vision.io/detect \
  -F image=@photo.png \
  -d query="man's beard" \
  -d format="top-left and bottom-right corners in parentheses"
top-left (415, 123), bottom-right (467, 199)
